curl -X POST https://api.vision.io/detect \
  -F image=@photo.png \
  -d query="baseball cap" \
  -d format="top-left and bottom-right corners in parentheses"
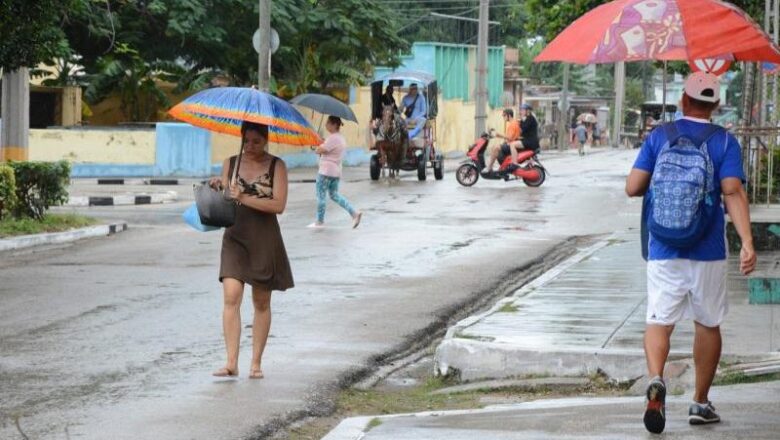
top-left (684, 72), bottom-right (720, 103)
top-left (521, 103), bottom-right (532, 110)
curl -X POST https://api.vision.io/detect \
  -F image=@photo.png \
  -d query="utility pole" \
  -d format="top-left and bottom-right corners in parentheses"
top-left (474, 0), bottom-right (489, 138)
top-left (612, 61), bottom-right (626, 148)
top-left (0, 68), bottom-right (30, 161)
top-left (258, 0), bottom-right (271, 91)
top-left (557, 63), bottom-right (570, 150)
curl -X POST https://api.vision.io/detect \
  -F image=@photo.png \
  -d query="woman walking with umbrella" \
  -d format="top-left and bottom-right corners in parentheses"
top-left (207, 121), bottom-right (293, 379)
top-left (169, 87), bottom-right (321, 379)
top-left (309, 116), bottom-right (362, 228)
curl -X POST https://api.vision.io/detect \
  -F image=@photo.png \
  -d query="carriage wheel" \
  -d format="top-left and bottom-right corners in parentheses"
top-left (370, 155), bottom-right (381, 181)
top-left (433, 154), bottom-right (444, 180)
top-left (417, 159), bottom-right (426, 181)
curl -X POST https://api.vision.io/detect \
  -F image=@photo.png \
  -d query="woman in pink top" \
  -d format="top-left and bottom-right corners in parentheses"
top-left (309, 116), bottom-right (362, 228)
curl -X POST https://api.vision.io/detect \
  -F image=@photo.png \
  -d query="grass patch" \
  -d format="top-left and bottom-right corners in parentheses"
top-left (714, 371), bottom-right (780, 386)
top-left (0, 213), bottom-right (97, 238)
top-left (453, 332), bottom-right (495, 342)
top-left (497, 303), bottom-right (520, 313)
top-left (283, 372), bottom-right (633, 439)
top-left (337, 377), bottom-right (482, 417)
top-left (670, 385), bottom-right (686, 396)
top-left (366, 418), bottom-right (383, 431)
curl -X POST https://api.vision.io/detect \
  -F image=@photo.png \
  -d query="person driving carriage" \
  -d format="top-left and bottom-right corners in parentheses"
top-left (401, 83), bottom-right (428, 139)
top-left (381, 85), bottom-right (398, 113)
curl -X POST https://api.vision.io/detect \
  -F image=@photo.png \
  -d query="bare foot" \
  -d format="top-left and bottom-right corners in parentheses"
top-left (249, 367), bottom-right (264, 379)
top-left (212, 366), bottom-right (238, 377)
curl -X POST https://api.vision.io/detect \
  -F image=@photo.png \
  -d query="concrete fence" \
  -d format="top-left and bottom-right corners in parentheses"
top-left (27, 87), bottom-right (506, 178)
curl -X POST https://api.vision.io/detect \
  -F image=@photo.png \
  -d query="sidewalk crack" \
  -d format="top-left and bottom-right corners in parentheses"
top-left (601, 297), bottom-right (646, 349)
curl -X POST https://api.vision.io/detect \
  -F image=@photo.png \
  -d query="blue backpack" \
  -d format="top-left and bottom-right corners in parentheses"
top-left (644, 122), bottom-right (722, 251)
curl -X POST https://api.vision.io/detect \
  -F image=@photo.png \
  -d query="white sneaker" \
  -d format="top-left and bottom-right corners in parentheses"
top-left (352, 212), bottom-right (362, 229)
top-left (307, 222), bottom-right (324, 228)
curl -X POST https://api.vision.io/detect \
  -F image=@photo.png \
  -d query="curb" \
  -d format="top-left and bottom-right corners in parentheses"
top-left (94, 178), bottom-right (180, 185)
top-left (66, 191), bottom-right (178, 207)
top-left (0, 222), bottom-right (128, 253)
top-left (321, 397), bottom-right (642, 440)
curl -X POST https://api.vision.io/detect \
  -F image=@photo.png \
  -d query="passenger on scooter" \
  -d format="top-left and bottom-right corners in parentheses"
top-left (518, 103), bottom-right (540, 153)
top-left (483, 108), bottom-right (521, 176)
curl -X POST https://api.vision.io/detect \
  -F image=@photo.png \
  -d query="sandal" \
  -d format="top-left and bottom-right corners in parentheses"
top-left (249, 368), bottom-right (264, 379)
top-left (212, 367), bottom-right (238, 377)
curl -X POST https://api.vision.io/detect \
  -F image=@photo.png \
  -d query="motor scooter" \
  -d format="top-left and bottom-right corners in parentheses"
top-left (455, 130), bottom-right (547, 187)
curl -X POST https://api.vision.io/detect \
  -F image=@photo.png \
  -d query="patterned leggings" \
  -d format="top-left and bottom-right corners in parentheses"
top-left (316, 174), bottom-right (355, 223)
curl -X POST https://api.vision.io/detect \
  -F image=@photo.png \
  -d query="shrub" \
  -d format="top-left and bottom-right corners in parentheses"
top-left (0, 164), bottom-right (18, 220)
top-left (9, 160), bottom-right (70, 220)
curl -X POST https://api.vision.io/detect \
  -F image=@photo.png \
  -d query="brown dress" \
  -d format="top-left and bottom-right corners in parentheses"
top-left (219, 155), bottom-right (294, 291)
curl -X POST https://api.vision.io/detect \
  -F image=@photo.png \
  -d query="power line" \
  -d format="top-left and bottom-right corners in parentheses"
top-left (391, 4), bottom-right (519, 13)
top-left (374, 0), bottom-right (503, 3)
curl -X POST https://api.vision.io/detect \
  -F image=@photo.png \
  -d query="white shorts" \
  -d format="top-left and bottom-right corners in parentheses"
top-left (646, 259), bottom-right (728, 327)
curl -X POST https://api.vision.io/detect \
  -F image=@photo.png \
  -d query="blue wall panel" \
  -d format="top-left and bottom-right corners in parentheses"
top-left (155, 123), bottom-right (211, 177)
top-left (211, 148), bottom-right (371, 176)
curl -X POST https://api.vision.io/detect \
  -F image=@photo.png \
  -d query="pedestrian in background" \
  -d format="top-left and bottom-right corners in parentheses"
top-left (574, 121), bottom-right (588, 156)
top-left (626, 72), bottom-right (756, 434)
top-left (209, 121), bottom-right (294, 379)
top-left (309, 116), bottom-right (362, 229)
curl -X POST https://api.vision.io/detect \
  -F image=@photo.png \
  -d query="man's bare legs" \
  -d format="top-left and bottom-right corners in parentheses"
top-left (643, 323), bottom-right (674, 433)
top-left (692, 322), bottom-right (721, 404)
top-left (508, 140), bottom-right (523, 165)
top-left (484, 143), bottom-right (500, 172)
top-left (644, 324), bottom-right (675, 377)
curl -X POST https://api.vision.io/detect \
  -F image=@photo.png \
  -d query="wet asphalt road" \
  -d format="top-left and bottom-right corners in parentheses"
top-left (0, 149), bottom-right (641, 439)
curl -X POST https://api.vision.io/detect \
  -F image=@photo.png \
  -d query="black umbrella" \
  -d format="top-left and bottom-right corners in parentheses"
top-left (289, 93), bottom-right (357, 123)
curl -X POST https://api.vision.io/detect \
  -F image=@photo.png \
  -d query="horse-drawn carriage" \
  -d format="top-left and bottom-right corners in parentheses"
top-left (369, 71), bottom-right (444, 181)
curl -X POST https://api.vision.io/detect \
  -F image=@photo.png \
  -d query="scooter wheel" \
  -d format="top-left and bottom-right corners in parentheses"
top-left (456, 164), bottom-right (479, 187)
top-left (522, 165), bottom-right (546, 187)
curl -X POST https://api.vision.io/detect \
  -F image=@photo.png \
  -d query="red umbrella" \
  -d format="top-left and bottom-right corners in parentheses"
top-left (535, 0), bottom-right (780, 64)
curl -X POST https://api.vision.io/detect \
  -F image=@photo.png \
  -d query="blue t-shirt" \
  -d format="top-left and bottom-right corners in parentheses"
top-left (401, 93), bottom-right (427, 119)
top-left (633, 118), bottom-right (745, 261)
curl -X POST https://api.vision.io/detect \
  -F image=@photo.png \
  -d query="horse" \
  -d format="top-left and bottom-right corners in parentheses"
top-left (375, 104), bottom-right (407, 178)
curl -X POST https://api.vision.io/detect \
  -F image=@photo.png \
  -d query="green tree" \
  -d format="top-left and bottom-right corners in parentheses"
top-left (0, 0), bottom-right (68, 71)
top-left (85, 44), bottom-right (171, 122)
top-left (524, 0), bottom-right (607, 42)
top-left (53, 0), bottom-right (408, 109)
top-left (270, 0), bottom-right (408, 94)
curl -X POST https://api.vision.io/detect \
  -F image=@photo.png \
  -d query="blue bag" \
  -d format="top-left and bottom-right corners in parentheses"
top-left (183, 202), bottom-right (220, 232)
top-left (646, 122), bottom-right (722, 249)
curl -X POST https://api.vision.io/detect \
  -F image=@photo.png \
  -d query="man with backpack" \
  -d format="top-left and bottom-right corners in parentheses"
top-left (625, 72), bottom-right (756, 435)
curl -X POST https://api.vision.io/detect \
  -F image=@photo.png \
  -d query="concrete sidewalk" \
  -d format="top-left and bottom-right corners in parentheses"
top-left (323, 380), bottom-right (780, 440)
top-left (434, 234), bottom-right (780, 382)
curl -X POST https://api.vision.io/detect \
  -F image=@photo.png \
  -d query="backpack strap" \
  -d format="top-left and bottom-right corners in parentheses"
top-left (662, 122), bottom-right (680, 145)
top-left (696, 124), bottom-right (723, 144)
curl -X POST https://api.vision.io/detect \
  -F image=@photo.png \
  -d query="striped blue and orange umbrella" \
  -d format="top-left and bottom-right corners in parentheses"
top-left (168, 87), bottom-right (322, 146)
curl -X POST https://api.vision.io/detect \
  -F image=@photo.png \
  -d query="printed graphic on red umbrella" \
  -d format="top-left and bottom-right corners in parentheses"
top-left (535, 0), bottom-right (780, 64)
top-left (688, 58), bottom-right (732, 76)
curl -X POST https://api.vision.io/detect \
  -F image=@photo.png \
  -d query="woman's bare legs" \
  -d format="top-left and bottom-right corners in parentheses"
top-left (214, 278), bottom-right (244, 376)
top-left (250, 287), bottom-right (272, 378)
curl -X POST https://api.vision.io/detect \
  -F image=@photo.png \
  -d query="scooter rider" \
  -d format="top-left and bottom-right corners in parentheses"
top-left (483, 108), bottom-right (521, 176)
